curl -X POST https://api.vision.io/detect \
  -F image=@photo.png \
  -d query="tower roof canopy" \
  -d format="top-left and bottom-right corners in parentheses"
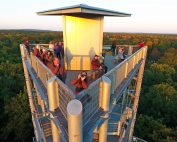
top-left (37, 4), bottom-right (131, 17)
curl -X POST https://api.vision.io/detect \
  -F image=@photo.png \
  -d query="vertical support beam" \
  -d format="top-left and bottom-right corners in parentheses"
top-left (47, 77), bottom-right (60, 142)
top-left (99, 76), bottom-right (111, 142)
top-left (67, 99), bottom-right (83, 142)
top-left (133, 47), bottom-right (147, 112)
top-left (128, 47), bottom-right (147, 141)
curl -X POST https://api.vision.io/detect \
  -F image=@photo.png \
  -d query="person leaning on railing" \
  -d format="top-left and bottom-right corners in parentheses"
top-left (45, 50), bottom-right (54, 68)
top-left (52, 58), bottom-right (66, 83)
top-left (118, 47), bottom-right (125, 61)
top-left (91, 55), bottom-right (108, 78)
top-left (24, 39), bottom-right (31, 54)
top-left (71, 71), bottom-right (88, 94)
top-left (32, 47), bottom-right (40, 58)
top-left (138, 41), bottom-right (145, 48)
top-left (39, 49), bottom-right (47, 63)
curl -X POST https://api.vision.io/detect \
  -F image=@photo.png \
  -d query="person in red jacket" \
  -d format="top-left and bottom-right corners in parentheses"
top-left (71, 71), bottom-right (88, 94)
top-left (45, 51), bottom-right (54, 68)
top-left (33, 47), bottom-right (40, 57)
top-left (91, 55), bottom-right (108, 73)
top-left (24, 39), bottom-right (30, 54)
top-left (138, 42), bottom-right (145, 48)
top-left (52, 58), bottom-right (66, 82)
top-left (39, 49), bottom-right (47, 63)
top-left (91, 55), bottom-right (102, 70)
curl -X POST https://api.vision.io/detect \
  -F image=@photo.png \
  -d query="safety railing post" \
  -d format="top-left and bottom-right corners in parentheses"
top-left (125, 61), bottom-right (128, 78)
top-left (99, 76), bottom-right (111, 142)
top-left (47, 77), bottom-right (60, 142)
top-left (67, 99), bottom-right (83, 142)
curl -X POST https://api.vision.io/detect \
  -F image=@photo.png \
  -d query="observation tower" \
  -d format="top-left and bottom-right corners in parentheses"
top-left (20, 4), bottom-right (147, 142)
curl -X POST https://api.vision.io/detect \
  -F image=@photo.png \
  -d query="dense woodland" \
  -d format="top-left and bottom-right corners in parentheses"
top-left (0, 30), bottom-right (177, 142)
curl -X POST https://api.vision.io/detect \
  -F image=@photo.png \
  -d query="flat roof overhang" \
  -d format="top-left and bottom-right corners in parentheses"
top-left (37, 4), bottom-right (131, 17)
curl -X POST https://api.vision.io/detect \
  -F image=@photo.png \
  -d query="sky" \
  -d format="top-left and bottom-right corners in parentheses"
top-left (0, 0), bottom-right (177, 34)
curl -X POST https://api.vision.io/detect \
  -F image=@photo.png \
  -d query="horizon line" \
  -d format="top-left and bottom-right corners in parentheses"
top-left (0, 28), bottom-right (177, 35)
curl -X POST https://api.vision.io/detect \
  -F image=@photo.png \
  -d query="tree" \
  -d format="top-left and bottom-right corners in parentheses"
top-left (143, 63), bottom-right (175, 88)
top-left (134, 115), bottom-right (176, 142)
top-left (150, 47), bottom-right (161, 61)
top-left (0, 91), bottom-right (33, 142)
top-left (139, 83), bottom-right (176, 126)
top-left (159, 48), bottom-right (177, 68)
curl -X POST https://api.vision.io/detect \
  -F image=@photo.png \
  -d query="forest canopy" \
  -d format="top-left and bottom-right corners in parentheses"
top-left (0, 30), bottom-right (177, 142)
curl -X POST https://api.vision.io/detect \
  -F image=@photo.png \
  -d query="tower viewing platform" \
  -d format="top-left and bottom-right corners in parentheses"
top-left (20, 4), bottom-right (147, 142)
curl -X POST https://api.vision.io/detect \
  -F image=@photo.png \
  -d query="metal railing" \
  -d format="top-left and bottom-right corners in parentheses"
top-left (107, 122), bottom-right (118, 135)
top-left (56, 78), bottom-right (75, 119)
top-left (30, 53), bottom-right (53, 89)
top-left (22, 43), bottom-right (147, 141)
top-left (75, 46), bottom-right (147, 132)
top-left (33, 113), bottom-right (46, 142)
top-left (104, 47), bottom-right (146, 96)
top-left (76, 78), bottom-right (102, 126)
top-left (23, 44), bottom-right (75, 119)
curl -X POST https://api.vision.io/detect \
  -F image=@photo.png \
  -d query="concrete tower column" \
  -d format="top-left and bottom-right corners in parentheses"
top-left (62, 15), bottom-right (104, 70)
top-left (99, 76), bottom-right (111, 142)
top-left (67, 99), bottom-right (83, 142)
top-left (47, 77), bottom-right (60, 142)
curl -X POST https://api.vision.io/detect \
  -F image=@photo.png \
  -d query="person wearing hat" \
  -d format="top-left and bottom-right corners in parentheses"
top-left (71, 71), bottom-right (88, 94)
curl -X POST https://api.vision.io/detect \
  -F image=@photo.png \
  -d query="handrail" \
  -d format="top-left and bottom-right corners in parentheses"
top-left (23, 44), bottom-right (75, 120)
top-left (104, 47), bottom-right (146, 95)
top-left (75, 46), bottom-right (146, 129)
top-left (76, 77), bottom-right (102, 126)
top-left (22, 43), bottom-right (147, 141)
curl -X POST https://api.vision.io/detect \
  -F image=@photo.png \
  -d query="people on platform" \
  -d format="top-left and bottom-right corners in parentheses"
top-left (24, 40), bottom-right (30, 54)
top-left (31, 44), bottom-right (67, 82)
top-left (49, 41), bottom-right (54, 51)
top-left (45, 51), bottom-right (54, 68)
top-left (33, 47), bottom-right (40, 58)
top-left (91, 55), bottom-right (107, 74)
top-left (61, 41), bottom-right (64, 58)
top-left (138, 42), bottom-right (145, 48)
top-left (99, 55), bottom-right (108, 73)
top-left (111, 41), bottom-right (116, 56)
top-left (39, 49), bottom-right (47, 63)
top-left (52, 58), bottom-right (66, 82)
top-left (118, 47), bottom-right (126, 61)
top-left (71, 71), bottom-right (88, 94)
top-left (54, 42), bottom-right (62, 59)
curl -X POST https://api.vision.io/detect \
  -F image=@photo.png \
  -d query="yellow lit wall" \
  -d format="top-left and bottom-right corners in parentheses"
top-left (62, 15), bottom-right (104, 70)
